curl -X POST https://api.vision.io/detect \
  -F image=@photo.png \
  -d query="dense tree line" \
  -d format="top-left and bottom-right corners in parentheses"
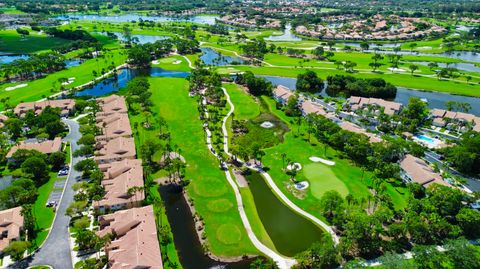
top-left (234, 71), bottom-right (272, 96)
top-left (1, 52), bottom-right (66, 81)
top-left (326, 75), bottom-right (397, 99)
top-left (442, 131), bottom-right (480, 176)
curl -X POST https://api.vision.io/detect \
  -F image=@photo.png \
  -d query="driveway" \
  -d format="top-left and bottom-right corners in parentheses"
top-left (10, 119), bottom-right (82, 269)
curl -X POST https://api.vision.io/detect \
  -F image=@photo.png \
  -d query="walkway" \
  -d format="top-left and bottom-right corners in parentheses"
top-left (10, 119), bottom-right (83, 269)
top-left (200, 93), bottom-right (296, 269)
top-left (220, 87), bottom-right (340, 245)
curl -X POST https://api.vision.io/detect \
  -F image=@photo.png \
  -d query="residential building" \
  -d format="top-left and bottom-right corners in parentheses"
top-left (97, 206), bottom-right (163, 269)
top-left (94, 137), bottom-right (136, 164)
top-left (345, 96), bottom-right (403, 116)
top-left (14, 99), bottom-right (75, 118)
top-left (339, 121), bottom-right (383, 143)
top-left (0, 207), bottom-right (24, 252)
top-left (400, 154), bottom-right (450, 187)
top-left (0, 114), bottom-right (7, 128)
top-left (272, 85), bottom-right (294, 105)
top-left (6, 137), bottom-right (63, 159)
top-left (96, 113), bottom-right (133, 142)
top-left (300, 99), bottom-right (327, 117)
top-left (96, 95), bottom-right (128, 119)
top-left (95, 159), bottom-right (144, 212)
top-left (430, 109), bottom-right (480, 133)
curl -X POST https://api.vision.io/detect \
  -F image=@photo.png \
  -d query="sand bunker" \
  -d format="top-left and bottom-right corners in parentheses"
top-left (287, 163), bottom-right (302, 171)
top-left (260, 121), bottom-right (274, 128)
top-left (173, 60), bottom-right (182, 64)
top-left (294, 181), bottom-right (309, 190)
top-left (309, 156), bottom-right (335, 166)
top-left (5, 84), bottom-right (27, 91)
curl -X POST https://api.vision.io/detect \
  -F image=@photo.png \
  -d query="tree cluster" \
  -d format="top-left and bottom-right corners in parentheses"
top-left (326, 75), bottom-right (397, 99)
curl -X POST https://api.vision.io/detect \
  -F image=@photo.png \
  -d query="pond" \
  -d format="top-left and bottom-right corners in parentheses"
top-left (75, 67), bottom-right (190, 96)
top-left (93, 32), bottom-right (170, 44)
top-left (64, 59), bottom-right (82, 68)
top-left (0, 54), bottom-right (29, 64)
top-left (159, 184), bottom-right (255, 269)
top-left (56, 14), bottom-right (218, 25)
top-left (261, 75), bottom-right (480, 116)
top-left (265, 24), bottom-right (302, 42)
top-left (409, 61), bottom-right (480, 73)
top-left (340, 42), bottom-right (401, 48)
top-left (200, 48), bottom-right (245, 66)
top-left (246, 171), bottom-right (325, 256)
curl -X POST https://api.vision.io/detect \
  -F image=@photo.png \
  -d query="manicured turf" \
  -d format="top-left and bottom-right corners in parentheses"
top-left (224, 83), bottom-right (261, 120)
top-left (0, 30), bottom-right (72, 54)
top-left (140, 77), bottom-right (258, 256)
top-left (152, 55), bottom-right (190, 72)
top-left (0, 49), bottom-right (127, 110)
top-left (30, 173), bottom-right (59, 250)
top-left (303, 163), bottom-right (349, 199)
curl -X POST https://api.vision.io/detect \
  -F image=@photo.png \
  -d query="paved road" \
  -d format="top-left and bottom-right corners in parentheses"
top-left (10, 119), bottom-right (82, 269)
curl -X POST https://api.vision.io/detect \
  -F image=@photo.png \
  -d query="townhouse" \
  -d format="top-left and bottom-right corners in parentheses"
top-left (95, 159), bottom-right (145, 212)
top-left (14, 99), bottom-right (75, 118)
top-left (95, 112), bottom-right (133, 142)
top-left (97, 206), bottom-right (163, 269)
top-left (400, 154), bottom-right (450, 187)
top-left (0, 113), bottom-right (7, 128)
top-left (0, 207), bottom-right (24, 252)
top-left (272, 85), bottom-right (294, 105)
top-left (430, 108), bottom-right (480, 133)
top-left (6, 137), bottom-right (63, 160)
top-left (345, 96), bottom-right (403, 117)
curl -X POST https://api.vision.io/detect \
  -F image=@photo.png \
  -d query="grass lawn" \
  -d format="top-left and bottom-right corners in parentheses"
top-left (0, 30), bottom-right (72, 54)
top-left (0, 49), bottom-right (127, 110)
top-left (152, 55), bottom-right (190, 72)
top-left (224, 83), bottom-right (260, 120)
top-left (30, 173), bottom-right (59, 250)
top-left (132, 77), bottom-right (257, 257)
top-left (303, 163), bottom-right (349, 199)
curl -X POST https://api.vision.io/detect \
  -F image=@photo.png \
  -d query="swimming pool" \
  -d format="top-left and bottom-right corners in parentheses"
top-left (416, 134), bottom-right (435, 143)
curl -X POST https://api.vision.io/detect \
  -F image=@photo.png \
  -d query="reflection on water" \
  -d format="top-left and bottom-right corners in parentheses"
top-left (93, 32), bottom-right (169, 44)
top-left (0, 54), bottom-right (29, 64)
top-left (247, 171), bottom-right (325, 256)
top-left (75, 67), bottom-right (190, 96)
top-left (200, 48), bottom-right (245, 66)
top-left (56, 14), bottom-right (218, 25)
top-left (265, 24), bottom-right (302, 41)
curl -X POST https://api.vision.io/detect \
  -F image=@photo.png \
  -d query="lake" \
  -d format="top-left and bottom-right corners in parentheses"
top-left (75, 67), bottom-right (190, 96)
top-left (409, 61), bottom-right (480, 73)
top-left (93, 32), bottom-right (170, 44)
top-left (56, 14), bottom-right (218, 25)
top-left (265, 24), bottom-right (302, 42)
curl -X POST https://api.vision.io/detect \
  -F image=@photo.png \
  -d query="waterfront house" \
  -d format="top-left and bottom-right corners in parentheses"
top-left (273, 85), bottom-right (294, 105)
top-left (97, 206), bottom-right (163, 269)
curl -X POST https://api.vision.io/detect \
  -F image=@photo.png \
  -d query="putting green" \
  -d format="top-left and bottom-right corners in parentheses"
top-left (216, 224), bottom-right (242, 245)
top-left (303, 163), bottom-right (349, 199)
top-left (192, 177), bottom-right (228, 198)
top-left (159, 58), bottom-right (178, 63)
top-left (207, 198), bottom-right (234, 213)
